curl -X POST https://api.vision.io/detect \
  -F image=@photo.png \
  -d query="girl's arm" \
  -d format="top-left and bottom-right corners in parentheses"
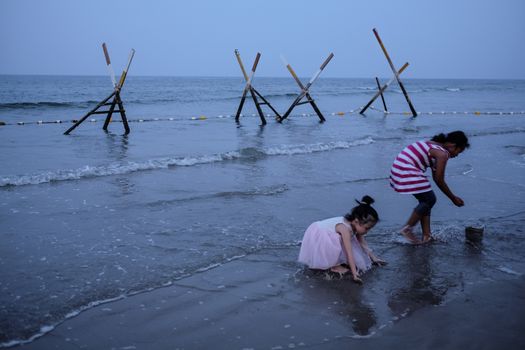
top-left (430, 148), bottom-right (464, 207)
top-left (357, 235), bottom-right (386, 265)
top-left (336, 223), bottom-right (361, 283)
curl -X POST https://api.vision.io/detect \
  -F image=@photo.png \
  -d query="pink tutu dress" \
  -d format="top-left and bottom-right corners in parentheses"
top-left (298, 217), bottom-right (372, 272)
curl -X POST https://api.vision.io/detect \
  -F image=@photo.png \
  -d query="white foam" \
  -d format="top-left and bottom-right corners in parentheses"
top-left (264, 137), bottom-right (374, 156)
top-left (496, 266), bottom-right (522, 276)
top-left (0, 138), bottom-right (374, 187)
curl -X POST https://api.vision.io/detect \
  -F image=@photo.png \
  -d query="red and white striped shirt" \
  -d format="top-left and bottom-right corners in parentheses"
top-left (389, 141), bottom-right (449, 194)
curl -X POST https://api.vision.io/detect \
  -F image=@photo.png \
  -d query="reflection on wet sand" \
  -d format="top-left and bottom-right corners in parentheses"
top-left (298, 269), bottom-right (377, 336)
top-left (387, 245), bottom-right (446, 317)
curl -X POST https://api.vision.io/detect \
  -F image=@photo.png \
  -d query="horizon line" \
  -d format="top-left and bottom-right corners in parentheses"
top-left (1, 73), bottom-right (524, 81)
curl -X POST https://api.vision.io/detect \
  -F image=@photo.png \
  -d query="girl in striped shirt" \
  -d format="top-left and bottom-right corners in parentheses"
top-left (390, 131), bottom-right (470, 244)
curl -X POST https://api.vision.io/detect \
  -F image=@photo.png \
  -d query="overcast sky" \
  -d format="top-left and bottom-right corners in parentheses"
top-left (1, 0), bottom-right (524, 79)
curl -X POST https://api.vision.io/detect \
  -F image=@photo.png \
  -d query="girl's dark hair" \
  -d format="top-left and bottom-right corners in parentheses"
top-left (344, 195), bottom-right (379, 224)
top-left (431, 130), bottom-right (470, 149)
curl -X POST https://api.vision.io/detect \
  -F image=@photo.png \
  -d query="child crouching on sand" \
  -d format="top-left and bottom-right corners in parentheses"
top-left (298, 196), bottom-right (386, 284)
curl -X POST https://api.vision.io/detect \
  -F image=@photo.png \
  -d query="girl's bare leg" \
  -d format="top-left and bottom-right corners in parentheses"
top-left (421, 215), bottom-right (433, 243)
top-left (401, 210), bottom-right (422, 244)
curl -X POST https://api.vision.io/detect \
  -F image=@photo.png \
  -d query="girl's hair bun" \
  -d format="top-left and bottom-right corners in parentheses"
top-left (354, 195), bottom-right (375, 206)
top-left (361, 195), bottom-right (374, 205)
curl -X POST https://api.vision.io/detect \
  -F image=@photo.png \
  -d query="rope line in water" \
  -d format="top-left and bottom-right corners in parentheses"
top-left (1, 108), bottom-right (524, 126)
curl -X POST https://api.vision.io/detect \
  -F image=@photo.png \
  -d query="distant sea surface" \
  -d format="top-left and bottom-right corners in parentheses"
top-left (1, 75), bottom-right (524, 346)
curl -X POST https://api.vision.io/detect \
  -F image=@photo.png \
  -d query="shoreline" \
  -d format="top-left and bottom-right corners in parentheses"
top-left (12, 246), bottom-right (525, 350)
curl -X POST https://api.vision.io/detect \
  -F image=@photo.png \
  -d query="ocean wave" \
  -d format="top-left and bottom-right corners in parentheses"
top-left (469, 128), bottom-right (525, 138)
top-left (147, 184), bottom-right (290, 207)
top-left (263, 137), bottom-right (374, 156)
top-left (0, 101), bottom-right (99, 110)
top-left (0, 137), bottom-right (374, 187)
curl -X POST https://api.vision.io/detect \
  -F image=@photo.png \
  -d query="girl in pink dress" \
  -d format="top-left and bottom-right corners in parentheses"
top-left (390, 131), bottom-right (470, 244)
top-left (298, 196), bottom-right (386, 284)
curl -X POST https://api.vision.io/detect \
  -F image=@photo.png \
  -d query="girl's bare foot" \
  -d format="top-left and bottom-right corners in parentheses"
top-left (330, 265), bottom-right (349, 274)
top-left (400, 225), bottom-right (421, 244)
top-left (422, 234), bottom-right (435, 244)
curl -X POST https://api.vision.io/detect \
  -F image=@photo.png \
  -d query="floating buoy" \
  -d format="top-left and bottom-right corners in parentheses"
top-left (336, 112), bottom-right (345, 116)
top-left (474, 111), bottom-right (481, 115)
top-left (198, 116), bottom-right (207, 120)
top-left (17, 121), bottom-right (25, 125)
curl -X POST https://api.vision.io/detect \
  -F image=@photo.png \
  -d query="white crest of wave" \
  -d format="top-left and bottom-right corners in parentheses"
top-left (0, 151), bottom-right (242, 187)
top-left (0, 138), bottom-right (373, 187)
top-left (263, 137), bottom-right (374, 156)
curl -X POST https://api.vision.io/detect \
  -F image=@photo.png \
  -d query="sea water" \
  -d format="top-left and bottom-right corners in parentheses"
top-left (1, 75), bottom-right (524, 345)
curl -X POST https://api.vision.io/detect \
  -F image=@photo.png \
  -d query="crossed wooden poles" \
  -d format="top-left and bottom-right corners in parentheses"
top-left (360, 28), bottom-right (417, 116)
top-left (235, 51), bottom-right (334, 124)
top-left (278, 53), bottom-right (334, 123)
top-left (234, 50), bottom-right (281, 125)
top-left (64, 43), bottom-right (135, 135)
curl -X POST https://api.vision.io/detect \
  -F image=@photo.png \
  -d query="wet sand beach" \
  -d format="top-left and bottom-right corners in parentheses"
top-left (15, 245), bottom-right (525, 350)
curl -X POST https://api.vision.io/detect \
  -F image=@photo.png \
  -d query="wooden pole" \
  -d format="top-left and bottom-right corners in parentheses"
top-left (360, 62), bottom-right (408, 114)
top-left (373, 28), bottom-right (417, 117)
top-left (102, 98), bottom-right (118, 131)
top-left (102, 43), bottom-right (117, 88)
top-left (117, 49), bottom-right (135, 90)
top-left (306, 53), bottom-right (334, 89)
top-left (115, 92), bottom-right (130, 134)
top-left (246, 54), bottom-right (266, 124)
top-left (234, 49), bottom-right (249, 81)
top-left (375, 77), bottom-right (388, 111)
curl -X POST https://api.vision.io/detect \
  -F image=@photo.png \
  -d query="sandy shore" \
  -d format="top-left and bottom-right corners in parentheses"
top-left (15, 246), bottom-right (525, 350)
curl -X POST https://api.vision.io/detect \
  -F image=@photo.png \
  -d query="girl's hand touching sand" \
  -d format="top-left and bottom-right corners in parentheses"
top-left (372, 258), bottom-right (387, 266)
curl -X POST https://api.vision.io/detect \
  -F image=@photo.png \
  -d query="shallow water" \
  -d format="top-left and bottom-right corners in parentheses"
top-left (1, 76), bottom-right (524, 346)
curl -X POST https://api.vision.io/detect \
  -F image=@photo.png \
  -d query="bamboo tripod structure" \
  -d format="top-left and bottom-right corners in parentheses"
top-left (234, 50), bottom-right (281, 125)
top-left (360, 62), bottom-right (409, 114)
top-left (369, 28), bottom-right (417, 116)
top-left (64, 43), bottom-right (135, 135)
top-left (278, 53), bottom-right (334, 123)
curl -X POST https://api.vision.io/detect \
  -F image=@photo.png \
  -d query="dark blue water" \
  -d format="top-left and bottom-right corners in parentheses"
top-left (1, 75), bottom-right (524, 346)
